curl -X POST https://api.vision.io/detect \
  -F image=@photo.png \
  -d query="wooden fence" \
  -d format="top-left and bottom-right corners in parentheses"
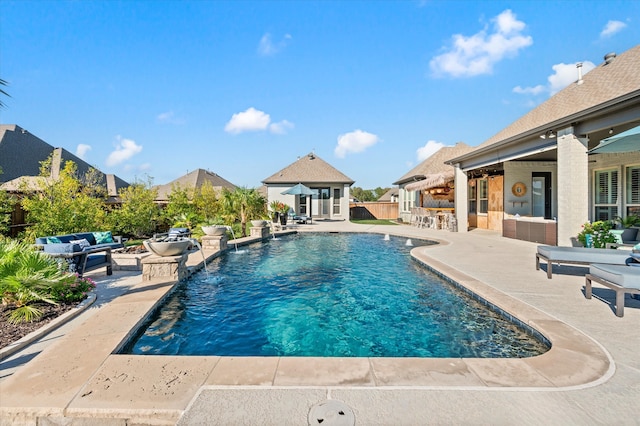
top-left (349, 202), bottom-right (399, 220)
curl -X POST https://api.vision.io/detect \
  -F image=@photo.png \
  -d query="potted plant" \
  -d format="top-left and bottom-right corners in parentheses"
top-left (269, 200), bottom-right (282, 223)
top-left (201, 218), bottom-right (227, 236)
top-left (278, 203), bottom-right (290, 226)
top-left (576, 221), bottom-right (617, 248)
top-left (614, 215), bottom-right (640, 242)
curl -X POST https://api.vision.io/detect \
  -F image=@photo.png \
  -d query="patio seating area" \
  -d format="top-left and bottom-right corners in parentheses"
top-left (409, 207), bottom-right (455, 230)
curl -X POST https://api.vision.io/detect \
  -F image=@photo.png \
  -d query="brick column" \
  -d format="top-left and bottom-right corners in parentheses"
top-left (453, 163), bottom-right (468, 232)
top-left (557, 130), bottom-right (588, 246)
top-left (201, 235), bottom-right (228, 251)
top-left (250, 226), bottom-right (270, 239)
top-left (141, 253), bottom-right (188, 282)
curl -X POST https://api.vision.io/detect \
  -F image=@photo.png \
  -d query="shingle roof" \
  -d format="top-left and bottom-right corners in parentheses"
top-left (262, 153), bottom-right (355, 185)
top-left (377, 187), bottom-right (398, 202)
top-left (477, 45), bottom-right (640, 150)
top-left (393, 142), bottom-right (474, 185)
top-left (0, 124), bottom-right (129, 196)
top-left (154, 168), bottom-right (237, 201)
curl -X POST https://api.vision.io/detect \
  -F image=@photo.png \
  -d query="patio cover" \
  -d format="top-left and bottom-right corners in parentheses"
top-left (281, 183), bottom-right (318, 196)
top-left (589, 126), bottom-right (640, 154)
top-left (404, 170), bottom-right (455, 192)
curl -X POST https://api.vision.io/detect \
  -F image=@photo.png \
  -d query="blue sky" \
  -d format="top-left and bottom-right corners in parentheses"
top-left (1, 1), bottom-right (639, 189)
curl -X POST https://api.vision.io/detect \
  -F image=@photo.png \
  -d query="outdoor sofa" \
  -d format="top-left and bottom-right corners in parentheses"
top-left (36, 231), bottom-right (124, 277)
top-left (585, 257), bottom-right (640, 317)
top-left (535, 245), bottom-right (631, 279)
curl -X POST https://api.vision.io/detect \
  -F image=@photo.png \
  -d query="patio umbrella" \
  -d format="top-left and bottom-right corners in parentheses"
top-left (280, 183), bottom-right (317, 196)
top-left (589, 126), bottom-right (640, 154)
top-left (281, 183), bottom-right (317, 218)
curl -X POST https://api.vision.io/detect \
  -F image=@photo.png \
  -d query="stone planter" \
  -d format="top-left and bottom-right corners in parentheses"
top-left (251, 220), bottom-right (267, 227)
top-left (202, 225), bottom-right (227, 236)
top-left (143, 239), bottom-right (191, 257)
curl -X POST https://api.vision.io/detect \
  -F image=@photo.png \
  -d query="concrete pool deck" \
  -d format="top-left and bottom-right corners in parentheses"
top-left (1, 220), bottom-right (639, 425)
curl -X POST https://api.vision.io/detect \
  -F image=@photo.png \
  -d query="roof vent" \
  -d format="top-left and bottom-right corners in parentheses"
top-left (576, 62), bottom-right (584, 85)
top-left (604, 52), bottom-right (616, 65)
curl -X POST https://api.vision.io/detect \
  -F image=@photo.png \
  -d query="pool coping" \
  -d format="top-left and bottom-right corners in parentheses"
top-left (0, 230), bottom-right (614, 424)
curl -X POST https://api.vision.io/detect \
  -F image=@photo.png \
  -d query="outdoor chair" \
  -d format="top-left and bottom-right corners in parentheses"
top-left (535, 245), bottom-right (631, 279)
top-left (585, 257), bottom-right (640, 317)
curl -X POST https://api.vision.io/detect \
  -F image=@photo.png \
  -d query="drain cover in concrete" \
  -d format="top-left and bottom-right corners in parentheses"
top-left (308, 400), bottom-right (355, 425)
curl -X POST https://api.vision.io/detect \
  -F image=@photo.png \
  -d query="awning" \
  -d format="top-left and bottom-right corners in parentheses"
top-left (404, 170), bottom-right (455, 192)
top-left (589, 125), bottom-right (640, 154)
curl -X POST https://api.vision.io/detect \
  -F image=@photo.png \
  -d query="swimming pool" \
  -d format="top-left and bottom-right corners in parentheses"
top-left (121, 233), bottom-right (549, 358)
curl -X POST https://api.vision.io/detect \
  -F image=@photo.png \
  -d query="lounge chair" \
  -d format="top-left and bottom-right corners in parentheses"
top-left (585, 261), bottom-right (640, 317)
top-left (535, 245), bottom-right (630, 279)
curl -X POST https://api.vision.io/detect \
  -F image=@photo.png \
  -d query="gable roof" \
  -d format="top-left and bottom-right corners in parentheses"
top-left (377, 187), bottom-right (398, 202)
top-left (450, 45), bottom-right (640, 166)
top-left (393, 142), bottom-right (473, 185)
top-left (262, 152), bottom-right (355, 185)
top-left (154, 168), bottom-right (237, 201)
top-left (0, 124), bottom-right (129, 196)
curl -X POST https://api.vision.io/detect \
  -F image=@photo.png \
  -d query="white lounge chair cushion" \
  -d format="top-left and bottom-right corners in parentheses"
top-left (537, 245), bottom-right (630, 264)
top-left (589, 263), bottom-right (640, 289)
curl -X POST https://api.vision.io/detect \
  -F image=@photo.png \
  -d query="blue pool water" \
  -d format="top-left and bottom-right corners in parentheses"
top-left (122, 233), bottom-right (549, 358)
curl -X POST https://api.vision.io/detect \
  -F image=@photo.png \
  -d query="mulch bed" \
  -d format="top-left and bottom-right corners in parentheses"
top-left (0, 302), bottom-right (78, 351)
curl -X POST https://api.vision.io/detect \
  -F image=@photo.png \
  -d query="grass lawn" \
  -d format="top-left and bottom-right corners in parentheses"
top-left (350, 219), bottom-right (398, 225)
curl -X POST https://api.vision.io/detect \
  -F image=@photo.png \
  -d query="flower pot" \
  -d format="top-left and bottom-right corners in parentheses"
top-left (202, 225), bottom-right (227, 236)
top-left (143, 239), bottom-right (191, 256)
top-left (251, 220), bottom-right (267, 227)
top-left (279, 214), bottom-right (288, 225)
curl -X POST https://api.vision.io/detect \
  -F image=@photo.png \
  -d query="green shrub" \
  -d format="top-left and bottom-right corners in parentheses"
top-left (0, 239), bottom-right (91, 323)
top-left (576, 221), bottom-right (616, 248)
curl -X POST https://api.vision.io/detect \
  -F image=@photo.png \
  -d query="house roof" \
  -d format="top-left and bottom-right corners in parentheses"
top-left (0, 124), bottom-right (129, 196)
top-left (377, 187), bottom-right (398, 202)
top-left (262, 152), bottom-right (355, 185)
top-left (449, 45), bottom-right (640, 166)
top-left (154, 168), bottom-right (237, 201)
top-left (393, 142), bottom-right (474, 185)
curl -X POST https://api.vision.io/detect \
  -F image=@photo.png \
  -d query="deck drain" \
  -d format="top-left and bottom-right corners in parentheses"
top-left (308, 400), bottom-right (355, 425)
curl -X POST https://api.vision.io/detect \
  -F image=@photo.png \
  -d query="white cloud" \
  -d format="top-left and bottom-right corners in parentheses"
top-left (548, 61), bottom-right (596, 94)
top-left (106, 136), bottom-right (143, 167)
top-left (224, 107), bottom-right (294, 135)
top-left (75, 144), bottom-right (91, 160)
top-left (512, 84), bottom-right (545, 95)
top-left (334, 130), bottom-right (380, 158)
top-left (512, 61), bottom-right (596, 97)
top-left (224, 107), bottom-right (271, 134)
top-left (600, 20), bottom-right (627, 38)
top-left (416, 140), bottom-right (445, 161)
top-left (430, 9), bottom-right (532, 78)
top-left (257, 33), bottom-right (292, 56)
top-left (269, 120), bottom-right (294, 135)
top-left (156, 110), bottom-right (185, 125)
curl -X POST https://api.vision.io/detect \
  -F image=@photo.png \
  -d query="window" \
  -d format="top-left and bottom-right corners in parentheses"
top-left (468, 180), bottom-right (477, 214)
top-left (594, 169), bottom-right (618, 221)
top-left (478, 179), bottom-right (488, 214)
top-left (299, 194), bottom-right (308, 215)
top-left (333, 188), bottom-right (341, 214)
top-left (402, 188), bottom-right (416, 212)
top-left (626, 165), bottom-right (640, 216)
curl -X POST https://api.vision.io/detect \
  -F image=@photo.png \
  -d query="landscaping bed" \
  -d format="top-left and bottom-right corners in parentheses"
top-left (0, 302), bottom-right (77, 350)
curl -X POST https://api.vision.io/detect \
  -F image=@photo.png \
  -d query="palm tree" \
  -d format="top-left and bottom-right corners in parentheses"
top-left (0, 79), bottom-right (10, 108)
top-left (221, 187), bottom-right (267, 237)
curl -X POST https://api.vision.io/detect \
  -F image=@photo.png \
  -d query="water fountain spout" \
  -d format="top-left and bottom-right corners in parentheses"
top-left (225, 226), bottom-right (246, 253)
top-left (383, 234), bottom-right (390, 241)
top-left (190, 239), bottom-right (209, 278)
top-left (405, 239), bottom-right (413, 246)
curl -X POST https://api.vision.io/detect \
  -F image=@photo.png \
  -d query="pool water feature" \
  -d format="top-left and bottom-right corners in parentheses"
top-left (122, 233), bottom-right (549, 358)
